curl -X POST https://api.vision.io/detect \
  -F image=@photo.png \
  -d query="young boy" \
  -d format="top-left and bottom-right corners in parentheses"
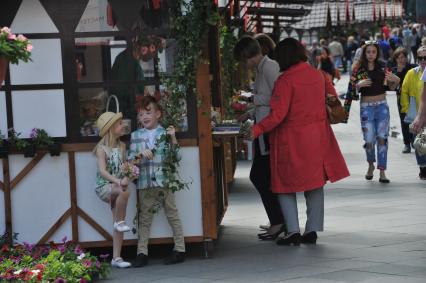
top-left (129, 95), bottom-right (185, 267)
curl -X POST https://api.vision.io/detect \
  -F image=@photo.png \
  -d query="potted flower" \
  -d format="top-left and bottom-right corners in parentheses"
top-left (0, 27), bottom-right (33, 86)
top-left (30, 128), bottom-right (61, 156)
top-left (0, 130), bottom-right (8, 158)
top-left (7, 128), bottom-right (35, 158)
top-left (0, 234), bottom-right (111, 282)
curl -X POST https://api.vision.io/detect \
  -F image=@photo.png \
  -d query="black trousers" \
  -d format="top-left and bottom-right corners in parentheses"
top-left (249, 138), bottom-right (284, 225)
top-left (397, 95), bottom-right (411, 146)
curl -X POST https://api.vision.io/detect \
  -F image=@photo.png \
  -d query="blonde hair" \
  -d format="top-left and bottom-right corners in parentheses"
top-left (93, 120), bottom-right (125, 156)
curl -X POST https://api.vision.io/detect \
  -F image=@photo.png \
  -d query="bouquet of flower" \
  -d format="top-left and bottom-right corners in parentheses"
top-left (0, 27), bottom-right (32, 64)
top-left (121, 162), bottom-right (140, 180)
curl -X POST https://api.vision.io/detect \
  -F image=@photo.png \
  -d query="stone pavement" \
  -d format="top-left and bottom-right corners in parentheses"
top-left (105, 75), bottom-right (426, 282)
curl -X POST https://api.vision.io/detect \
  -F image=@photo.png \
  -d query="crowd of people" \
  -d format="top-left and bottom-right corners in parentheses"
top-left (231, 20), bottom-right (426, 246)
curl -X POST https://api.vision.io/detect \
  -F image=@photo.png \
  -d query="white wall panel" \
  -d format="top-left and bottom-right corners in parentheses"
top-left (48, 218), bottom-right (72, 244)
top-left (75, 147), bottom-right (203, 242)
top-left (11, 0), bottom-right (59, 33)
top-left (10, 39), bottom-right (63, 85)
top-left (0, 91), bottom-right (7, 137)
top-left (10, 153), bottom-right (70, 244)
top-left (12, 90), bottom-right (66, 138)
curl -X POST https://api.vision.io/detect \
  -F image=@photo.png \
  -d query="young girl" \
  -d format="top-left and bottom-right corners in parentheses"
top-left (344, 41), bottom-right (400, 183)
top-left (94, 111), bottom-right (131, 268)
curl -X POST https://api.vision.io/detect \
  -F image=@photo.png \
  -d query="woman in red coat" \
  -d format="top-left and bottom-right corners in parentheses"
top-left (251, 38), bottom-right (349, 245)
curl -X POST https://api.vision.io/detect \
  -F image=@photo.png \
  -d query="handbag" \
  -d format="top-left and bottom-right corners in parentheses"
top-left (321, 71), bottom-right (347, 124)
top-left (404, 96), bottom-right (417, 124)
top-left (326, 95), bottom-right (348, 124)
top-left (413, 128), bottom-right (426, 156)
top-left (106, 95), bottom-right (132, 135)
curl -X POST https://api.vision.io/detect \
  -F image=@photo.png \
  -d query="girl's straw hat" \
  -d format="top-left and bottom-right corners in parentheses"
top-left (96, 112), bottom-right (123, 137)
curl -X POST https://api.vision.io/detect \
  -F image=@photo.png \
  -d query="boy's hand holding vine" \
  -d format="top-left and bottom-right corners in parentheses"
top-left (141, 149), bottom-right (154, 160)
top-left (167, 126), bottom-right (178, 144)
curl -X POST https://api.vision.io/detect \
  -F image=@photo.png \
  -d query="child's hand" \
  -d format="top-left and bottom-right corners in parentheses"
top-left (166, 126), bottom-right (176, 136)
top-left (141, 149), bottom-right (154, 160)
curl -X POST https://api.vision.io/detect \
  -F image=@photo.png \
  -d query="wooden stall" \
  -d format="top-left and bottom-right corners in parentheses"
top-left (0, 0), bottom-right (239, 255)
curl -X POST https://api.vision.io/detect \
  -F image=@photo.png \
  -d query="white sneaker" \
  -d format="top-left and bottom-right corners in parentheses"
top-left (111, 257), bottom-right (131, 268)
top-left (113, 221), bottom-right (131, 232)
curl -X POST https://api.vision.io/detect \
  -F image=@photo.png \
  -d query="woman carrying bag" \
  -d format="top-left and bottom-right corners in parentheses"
top-left (251, 38), bottom-right (349, 245)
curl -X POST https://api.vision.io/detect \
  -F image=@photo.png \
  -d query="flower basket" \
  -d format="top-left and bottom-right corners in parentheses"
top-left (0, 140), bottom-right (8, 159)
top-left (23, 143), bottom-right (36, 158)
top-left (48, 142), bottom-right (61, 156)
top-left (0, 56), bottom-right (8, 86)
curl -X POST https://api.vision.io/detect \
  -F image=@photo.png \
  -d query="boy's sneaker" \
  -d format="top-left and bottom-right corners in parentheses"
top-left (113, 221), bottom-right (131, 232)
top-left (133, 253), bottom-right (148, 268)
top-left (111, 257), bottom-right (131, 268)
top-left (164, 251), bottom-right (185, 265)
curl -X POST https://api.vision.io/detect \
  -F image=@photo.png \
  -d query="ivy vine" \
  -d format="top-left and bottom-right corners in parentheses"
top-left (160, 0), bottom-right (218, 128)
top-left (218, 21), bottom-right (238, 119)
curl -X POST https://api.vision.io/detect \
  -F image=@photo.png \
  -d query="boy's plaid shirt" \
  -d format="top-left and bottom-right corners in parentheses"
top-left (128, 126), bottom-right (167, 189)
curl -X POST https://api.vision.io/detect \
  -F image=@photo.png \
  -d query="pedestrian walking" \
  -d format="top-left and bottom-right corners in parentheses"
top-left (234, 36), bottom-right (286, 240)
top-left (390, 47), bottom-right (416, 153)
top-left (251, 38), bottom-right (349, 246)
top-left (318, 46), bottom-right (336, 83)
top-left (400, 46), bottom-right (426, 179)
top-left (344, 41), bottom-right (400, 183)
top-left (328, 36), bottom-right (344, 69)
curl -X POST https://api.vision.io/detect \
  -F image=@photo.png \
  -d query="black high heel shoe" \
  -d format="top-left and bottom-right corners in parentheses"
top-left (301, 231), bottom-right (317, 244)
top-left (258, 225), bottom-right (286, 240)
top-left (276, 233), bottom-right (301, 246)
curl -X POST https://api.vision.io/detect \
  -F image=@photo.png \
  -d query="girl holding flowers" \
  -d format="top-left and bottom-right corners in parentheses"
top-left (94, 111), bottom-right (138, 268)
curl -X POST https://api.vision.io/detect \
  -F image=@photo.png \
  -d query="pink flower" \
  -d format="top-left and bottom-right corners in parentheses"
top-left (82, 259), bottom-right (92, 268)
top-left (1, 27), bottom-right (11, 34)
top-left (17, 34), bottom-right (27, 41)
top-left (57, 245), bottom-right (65, 254)
top-left (8, 34), bottom-right (16, 40)
top-left (26, 44), bottom-right (33, 52)
top-left (95, 260), bottom-right (101, 268)
top-left (74, 245), bottom-right (83, 254)
top-left (80, 278), bottom-right (88, 283)
top-left (30, 128), bottom-right (38, 139)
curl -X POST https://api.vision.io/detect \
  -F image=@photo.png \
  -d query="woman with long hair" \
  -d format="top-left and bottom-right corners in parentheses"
top-left (344, 41), bottom-right (400, 183)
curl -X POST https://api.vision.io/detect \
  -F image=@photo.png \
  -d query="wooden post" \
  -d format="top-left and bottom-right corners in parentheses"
top-left (2, 158), bottom-right (12, 244)
top-left (197, 62), bottom-right (217, 239)
top-left (68, 152), bottom-right (79, 242)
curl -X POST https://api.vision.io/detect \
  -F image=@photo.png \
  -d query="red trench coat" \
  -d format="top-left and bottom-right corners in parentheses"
top-left (252, 62), bottom-right (349, 194)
